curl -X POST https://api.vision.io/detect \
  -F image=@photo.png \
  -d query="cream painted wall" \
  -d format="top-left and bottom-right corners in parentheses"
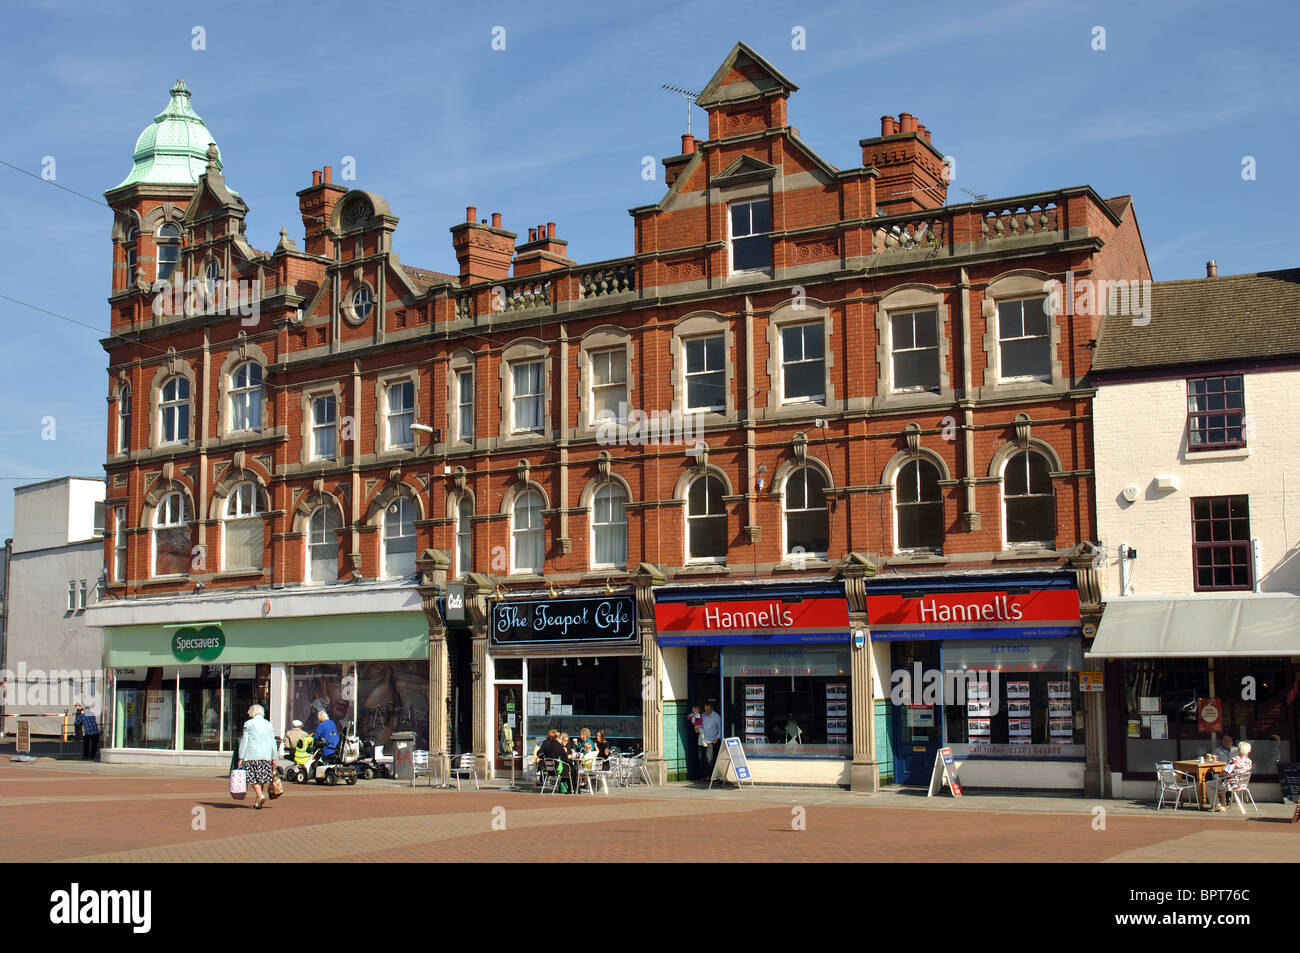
top-left (661, 645), bottom-right (687, 700)
top-left (1094, 369), bottom-right (1300, 596)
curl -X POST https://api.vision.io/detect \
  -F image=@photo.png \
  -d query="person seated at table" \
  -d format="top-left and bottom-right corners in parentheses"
top-left (1210, 741), bottom-right (1253, 812)
top-left (593, 730), bottom-right (614, 761)
top-left (541, 730), bottom-right (579, 794)
top-left (1211, 733), bottom-right (1236, 763)
top-left (576, 727), bottom-right (595, 754)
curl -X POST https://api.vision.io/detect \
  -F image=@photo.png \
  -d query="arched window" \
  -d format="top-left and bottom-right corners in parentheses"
top-left (383, 498), bottom-right (417, 580)
top-left (511, 490), bottom-right (545, 575)
top-left (686, 475), bottom-right (727, 562)
top-left (159, 376), bottom-right (190, 445)
top-left (455, 496), bottom-right (474, 578)
top-left (1003, 450), bottom-right (1056, 546)
top-left (592, 483), bottom-right (628, 569)
top-left (125, 228), bottom-right (139, 285)
top-left (156, 223), bottom-right (181, 281)
top-left (152, 492), bottom-right (190, 577)
top-left (784, 467), bottom-right (829, 557)
top-left (229, 362), bottom-right (263, 433)
top-left (117, 384), bottom-right (131, 453)
top-left (204, 260), bottom-right (221, 299)
top-left (896, 460), bottom-right (944, 552)
top-left (222, 482), bottom-right (263, 571)
top-left (307, 506), bottom-right (341, 584)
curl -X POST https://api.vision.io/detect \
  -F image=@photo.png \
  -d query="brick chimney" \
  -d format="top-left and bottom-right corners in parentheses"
top-left (1206, 260), bottom-right (1218, 278)
top-left (450, 208), bottom-right (516, 283)
top-left (513, 221), bottom-right (574, 276)
top-left (297, 168), bottom-right (347, 257)
top-left (859, 113), bottom-right (949, 213)
top-left (663, 133), bottom-right (700, 189)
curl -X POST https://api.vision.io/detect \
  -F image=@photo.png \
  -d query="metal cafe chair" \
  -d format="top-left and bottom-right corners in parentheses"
top-left (539, 758), bottom-right (563, 795)
top-left (1154, 762), bottom-right (1197, 810)
top-left (1210, 770), bottom-right (1260, 814)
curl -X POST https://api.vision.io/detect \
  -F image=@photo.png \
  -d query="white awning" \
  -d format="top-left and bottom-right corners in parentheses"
top-left (1086, 595), bottom-right (1300, 659)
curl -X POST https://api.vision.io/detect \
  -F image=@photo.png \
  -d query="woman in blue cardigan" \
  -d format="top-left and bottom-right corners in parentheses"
top-left (237, 704), bottom-right (277, 808)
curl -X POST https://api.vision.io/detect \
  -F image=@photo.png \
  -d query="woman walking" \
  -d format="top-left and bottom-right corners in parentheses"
top-left (237, 704), bottom-right (277, 809)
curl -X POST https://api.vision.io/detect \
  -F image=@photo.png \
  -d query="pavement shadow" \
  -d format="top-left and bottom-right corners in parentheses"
top-left (196, 800), bottom-right (258, 810)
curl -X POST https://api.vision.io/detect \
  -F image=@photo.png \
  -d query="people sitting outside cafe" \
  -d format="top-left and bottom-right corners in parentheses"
top-left (1209, 741), bottom-right (1253, 812)
top-left (1211, 733), bottom-right (1236, 763)
top-left (576, 727), bottom-right (595, 754)
top-left (593, 730), bottom-right (614, 762)
top-left (538, 729), bottom-right (579, 794)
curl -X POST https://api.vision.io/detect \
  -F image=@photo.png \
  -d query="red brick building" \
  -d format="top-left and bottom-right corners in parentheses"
top-left (90, 45), bottom-right (1147, 791)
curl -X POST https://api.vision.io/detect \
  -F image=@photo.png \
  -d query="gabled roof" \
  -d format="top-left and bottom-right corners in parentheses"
top-left (1092, 268), bottom-right (1300, 374)
top-left (695, 41), bottom-right (798, 109)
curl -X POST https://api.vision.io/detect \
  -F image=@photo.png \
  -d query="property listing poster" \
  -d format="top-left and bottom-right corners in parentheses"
top-left (1006, 681), bottom-right (1031, 744)
top-left (825, 683), bottom-right (847, 744)
top-left (1048, 680), bottom-right (1073, 739)
top-left (967, 680), bottom-right (991, 740)
top-left (744, 683), bottom-right (766, 745)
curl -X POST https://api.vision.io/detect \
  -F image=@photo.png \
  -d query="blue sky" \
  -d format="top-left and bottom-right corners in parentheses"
top-left (1, 0), bottom-right (1297, 540)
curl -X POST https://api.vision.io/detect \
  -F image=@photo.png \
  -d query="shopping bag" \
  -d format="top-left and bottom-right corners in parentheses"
top-left (268, 772), bottom-right (284, 799)
top-left (229, 768), bottom-right (248, 800)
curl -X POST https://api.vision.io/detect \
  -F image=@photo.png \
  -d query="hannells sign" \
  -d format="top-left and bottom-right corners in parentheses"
top-left (491, 596), bottom-right (637, 646)
top-left (171, 625), bottom-right (225, 661)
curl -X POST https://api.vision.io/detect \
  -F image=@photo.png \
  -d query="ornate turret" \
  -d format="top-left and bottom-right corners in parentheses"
top-left (113, 79), bottom-right (222, 189)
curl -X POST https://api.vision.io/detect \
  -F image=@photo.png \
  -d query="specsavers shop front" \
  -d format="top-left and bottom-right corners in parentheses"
top-left (866, 573), bottom-right (1086, 792)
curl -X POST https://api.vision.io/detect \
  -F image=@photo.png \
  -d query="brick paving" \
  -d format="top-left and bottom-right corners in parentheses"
top-left (2, 759), bottom-right (1296, 863)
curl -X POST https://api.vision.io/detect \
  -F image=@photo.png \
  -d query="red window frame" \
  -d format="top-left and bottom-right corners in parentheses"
top-left (1186, 375), bottom-right (1245, 451)
top-left (1191, 495), bottom-right (1252, 592)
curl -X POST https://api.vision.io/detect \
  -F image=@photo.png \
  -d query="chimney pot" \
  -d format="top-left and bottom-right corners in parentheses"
top-left (546, 222), bottom-right (556, 238)
top-left (681, 133), bottom-right (696, 155)
top-left (491, 212), bottom-right (502, 229)
top-left (466, 206), bottom-right (477, 222)
top-left (528, 228), bottom-right (538, 242)
top-left (322, 165), bottom-right (333, 183)
top-left (880, 115), bottom-right (897, 137)
top-left (898, 113), bottom-right (918, 134)
top-left (312, 169), bottom-right (322, 187)
top-left (1207, 260), bottom-right (1218, 278)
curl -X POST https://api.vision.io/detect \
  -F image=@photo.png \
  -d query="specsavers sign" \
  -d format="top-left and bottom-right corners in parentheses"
top-left (171, 625), bottom-right (225, 661)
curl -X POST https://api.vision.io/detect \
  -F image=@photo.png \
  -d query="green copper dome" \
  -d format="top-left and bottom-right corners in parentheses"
top-left (114, 79), bottom-right (222, 189)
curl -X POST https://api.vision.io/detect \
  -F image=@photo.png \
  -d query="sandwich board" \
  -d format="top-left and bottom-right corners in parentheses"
top-left (709, 737), bottom-right (753, 788)
top-left (927, 746), bottom-right (963, 797)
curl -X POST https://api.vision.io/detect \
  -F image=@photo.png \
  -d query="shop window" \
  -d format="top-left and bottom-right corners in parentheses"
top-left (997, 297), bottom-right (1051, 381)
top-left (780, 323), bottom-right (825, 403)
top-left (720, 646), bottom-right (851, 756)
top-left (158, 376), bottom-right (190, 445)
top-left (890, 310), bottom-right (941, 393)
top-left (511, 489), bottom-right (545, 574)
top-left (383, 497), bottom-right (417, 580)
top-left (896, 459), bottom-right (943, 552)
top-left (1192, 495), bottom-right (1252, 591)
top-left (589, 348), bottom-right (627, 423)
top-left (455, 496), bottom-right (474, 577)
top-left (307, 505), bottom-right (341, 584)
top-left (386, 380), bottom-right (415, 450)
top-left (1003, 450), bottom-right (1055, 546)
top-left (289, 664), bottom-right (352, 730)
top-left (591, 483), bottom-right (628, 569)
top-left (179, 666), bottom-right (222, 752)
top-left (684, 334), bottom-right (726, 411)
top-left (686, 474), bottom-right (727, 562)
top-left (117, 384), bottom-right (131, 453)
top-left (222, 664), bottom-right (271, 753)
top-left (310, 394), bottom-right (337, 461)
top-left (358, 660), bottom-right (429, 751)
top-left (113, 667), bottom-right (176, 749)
top-left (524, 657), bottom-right (644, 754)
top-left (783, 467), bottom-right (829, 558)
top-left (229, 362), bottom-right (263, 433)
top-left (152, 492), bottom-right (190, 577)
top-left (1187, 376), bottom-right (1246, 450)
top-left (511, 360), bottom-right (544, 433)
top-left (729, 199), bottom-right (771, 274)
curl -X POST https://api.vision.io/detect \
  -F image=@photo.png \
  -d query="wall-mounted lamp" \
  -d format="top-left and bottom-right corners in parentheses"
top-left (604, 579), bottom-right (615, 595)
top-left (547, 583), bottom-right (559, 599)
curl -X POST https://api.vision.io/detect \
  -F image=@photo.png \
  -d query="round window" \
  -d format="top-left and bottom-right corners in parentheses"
top-left (350, 286), bottom-right (374, 324)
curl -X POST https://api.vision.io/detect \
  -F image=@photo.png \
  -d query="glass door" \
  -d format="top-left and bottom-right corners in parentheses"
top-left (495, 683), bottom-right (523, 773)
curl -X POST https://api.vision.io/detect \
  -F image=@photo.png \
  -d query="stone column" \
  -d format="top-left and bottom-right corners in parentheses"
top-left (842, 554), bottom-right (880, 793)
top-left (462, 572), bottom-right (495, 780)
top-left (633, 563), bottom-right (667, 783)
top-left (415, 549), bottom-right (451, 782)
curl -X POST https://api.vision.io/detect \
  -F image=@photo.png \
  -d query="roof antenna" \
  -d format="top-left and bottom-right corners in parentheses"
top-left (661, 84), bottom-right (701, 136)
top-left (960, 186), bottom-right (988, 202)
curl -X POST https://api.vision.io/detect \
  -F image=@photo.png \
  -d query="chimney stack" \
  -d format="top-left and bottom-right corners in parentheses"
top-left (880, 115), bottom-right (898, 137)
top-left (898, 112), bottom-right (918, 134)
top-left (860, 112), bottom-right (948, 213)
top-left (512, 219), bottom-right (573, 277)
top-left (297, 168), bottom-right (347, 257)
top-left (681, 133), bottom-right (696, 155)
top-left (1206, 260), bottom-right (1218, 278)
top-left (451, 207), bottom-right (516, 283)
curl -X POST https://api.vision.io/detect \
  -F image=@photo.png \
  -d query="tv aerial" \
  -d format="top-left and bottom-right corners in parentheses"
top-left (661, 83), bottom-right (701, 136)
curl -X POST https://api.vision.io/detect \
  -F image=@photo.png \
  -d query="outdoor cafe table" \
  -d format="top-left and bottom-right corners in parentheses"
top-left (1174, 759), bottom-right (1226, 809)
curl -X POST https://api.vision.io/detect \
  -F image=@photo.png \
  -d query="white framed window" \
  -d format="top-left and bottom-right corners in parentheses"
top-left (729, 199), bottom-right (771, 273)
top-left (156, 223), bottom-right (181, 281)
top-left (511, 361), bottom-right (544, 433)
top-left (684, 335), bottom-right (726, 411)
top-left (117, 385), bottom-right (131, 453)
top-left (511, 489), bottom-right (545, 574)
top-left (997, 298), bottom-right (1052, 381)
top-left (780, 323), bottom-right (825, 403)
top-left (1002, 450), bottom-right (1056, 547)
top-left (456, 369), bottom-right (474, 443)
top-left (783, 467), bottom-right (829, 558)
top-left (385, 380), bottom-right (415, 450)
top-left (229, 362), bottom-right (263, 433)
top-left (589, 348), bottom-right (627, 423)
top-left (591, 483), bottom-right (628, 569)
top-left (67, 580), bottom-right (77, 612)
top-left (895, 460), bottom-right (944, 552)
top-left (307, 506), bottom-right (341, 584)
top-left (455, 496), bottom-right (473, 577)
top-left (890, 310), bottom-right (941, 393)
top-left (222, 482), bottom-right (263, 571)
top-left (79, 579), bottom-right (88, 610)
top-left (113, 507), bottom-right (127, 583)
top-left (152, 491), bottom-right (190, 577)
top-left (311, 395), bottom-right (337, 461)
top-left (686, 475), bottom-right (727, 562)
top-left (159, 376), bottom-right (190, 445)
top-left (383, 498), bottom-right (417, 579)
top-left (351, 286), bottom-right (374, 323)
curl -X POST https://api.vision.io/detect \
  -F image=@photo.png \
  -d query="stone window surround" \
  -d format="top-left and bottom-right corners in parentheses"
top-left (361, 480), bottom-right (425, 579)
top-left (880, 447), bottom-right (954, 555)
top-left (765, 299), bottom-right (838, 417)
top-left (446, 348), bottom-right (476, 446)
top-left (291, 490), bottom-right (348, 585)
top-left (874, 284), bottom-right (955, 406)
top-left (301, 383), bottom-right (344, 465)
top-left (148, 360), bottom-right (197, 451)
top-left (343, 274), bottom-right (376, 327)
top-left (216, 342), bottom-right (271, 438)
top-left (498, 339), bottom-right (552, 443)
top-left (771, 455), bottom-right (835, 560)
top-left (980, 270), bottom-right (1064, 390)
top-left (575, 326), bottom-right (635, 435)
top-left (448, 490), bottom-right (476, 579)
top-left (142, 478), bottom-right (196, 579)
top-left (673, 465), bottom-right (735, 566)
top-left (719, 180), bottom-right (774, 279)
top-left (374, 367), bottom-right (420, 456)
top-left (670, 311), bottom-right (737, 423)
top-left (502, 480), bottom-right (550, 575)
top-left (988, 439), bottom-right (1063, 551)
top-left (579, 474), bottom-right (634, 571)
top-left (213, 476), bottom-right (270, 573)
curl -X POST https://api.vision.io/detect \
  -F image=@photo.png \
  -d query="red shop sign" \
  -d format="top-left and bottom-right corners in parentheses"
top-left (654, 596), bottom-right (850, 646)
top-left (866, 589), bottom-right (1081, 641)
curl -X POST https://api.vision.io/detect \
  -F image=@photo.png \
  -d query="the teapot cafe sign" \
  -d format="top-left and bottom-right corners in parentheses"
top-left (491, 596), bottom-right (637, 645)
top-left (170, 625), bottom-right (225, 661)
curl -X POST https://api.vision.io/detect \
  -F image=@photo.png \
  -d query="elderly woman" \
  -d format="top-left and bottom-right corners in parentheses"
top-left (237, 704), bottom-right (277, 809)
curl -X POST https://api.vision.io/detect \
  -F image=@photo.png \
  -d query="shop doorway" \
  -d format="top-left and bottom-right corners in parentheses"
top-left (495, 683), bottom-right (522, 773)
top-left (891, 641), bottom-right (943, 785)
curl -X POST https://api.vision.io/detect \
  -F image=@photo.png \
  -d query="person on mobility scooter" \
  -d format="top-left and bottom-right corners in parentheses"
top-left (302, 709), bottom-right (357, 786)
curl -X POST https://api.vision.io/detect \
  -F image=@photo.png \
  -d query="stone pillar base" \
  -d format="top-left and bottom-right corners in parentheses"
top-left (647, 758), bottom-right (667, 786)
top-left (850, 761), bottom-right (879, 793)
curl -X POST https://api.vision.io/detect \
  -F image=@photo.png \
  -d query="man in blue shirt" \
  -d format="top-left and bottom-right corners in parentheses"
top-left (74, 704), bottom-right (101, 760)
top-left (699, 701), bottom-right (722, 778)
